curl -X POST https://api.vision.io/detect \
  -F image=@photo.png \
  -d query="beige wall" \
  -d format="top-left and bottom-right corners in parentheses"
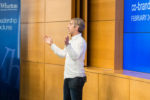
top-left (21, 0), bottom-right (71, 100)
top-left (20, 0), bottom-right (150, 100)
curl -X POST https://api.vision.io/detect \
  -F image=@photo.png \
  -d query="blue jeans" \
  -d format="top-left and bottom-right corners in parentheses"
top-left (63, 77), bottom-right (86, 100)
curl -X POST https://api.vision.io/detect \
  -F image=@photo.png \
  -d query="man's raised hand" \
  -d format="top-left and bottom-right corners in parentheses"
top-left (44, 35), bottom-right (53, 46)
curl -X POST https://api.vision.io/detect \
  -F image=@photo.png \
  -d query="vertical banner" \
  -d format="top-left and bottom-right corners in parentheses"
top-left (0, 0), bottom-right (20, 100)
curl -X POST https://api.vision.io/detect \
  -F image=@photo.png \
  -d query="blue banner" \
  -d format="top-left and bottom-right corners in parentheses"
top-left (0, 0), bottom-right (20, 99)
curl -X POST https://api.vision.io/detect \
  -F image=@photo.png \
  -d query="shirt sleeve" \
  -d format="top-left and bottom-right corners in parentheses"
top-left (51, 44), bottom-right (66, 58)
top-left (66, 40), bottom-right (86, 61)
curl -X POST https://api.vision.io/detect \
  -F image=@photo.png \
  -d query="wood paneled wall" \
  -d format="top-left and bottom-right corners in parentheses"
top-left (114, 0), bottom-right (124, 69)
top-left (88, 0), bottom-right (123, 70)
top-left (88, 0), bottom-right (115, 68)
top-left (45, 64), bottom-right (64, 100)
top-left (20, 0), bottom-right (150, 100)
top-left (83, 68), bottom-right (150, 100)
top-left (45, 22), bottom-right (68, 65)
top-left (20, 61), bottom-right (45, 100)
top-left (20, 0), bottom-right (71, 100)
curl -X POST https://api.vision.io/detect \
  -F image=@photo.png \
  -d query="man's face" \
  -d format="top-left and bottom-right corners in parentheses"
top-left (67, 20), bottom-right (77, 34)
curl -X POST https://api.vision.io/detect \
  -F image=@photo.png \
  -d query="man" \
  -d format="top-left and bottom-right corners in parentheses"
top-left (44, 18), bottom-right (87, 100)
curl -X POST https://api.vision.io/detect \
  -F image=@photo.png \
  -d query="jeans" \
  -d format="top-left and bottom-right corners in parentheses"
top-left (63, 77), bottom-right (86, 100)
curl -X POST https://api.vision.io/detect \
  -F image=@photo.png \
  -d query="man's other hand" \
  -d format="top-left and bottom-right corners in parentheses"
top-left (65, 35), bottom-right (69, 46)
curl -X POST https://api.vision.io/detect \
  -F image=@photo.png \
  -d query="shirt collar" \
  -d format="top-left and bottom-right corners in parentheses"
top-left (72, 33), bottom-right (81, 40)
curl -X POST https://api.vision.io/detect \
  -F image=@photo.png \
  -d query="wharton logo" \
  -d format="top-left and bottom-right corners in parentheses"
top-left (0, 2), bottom-right (18, 11)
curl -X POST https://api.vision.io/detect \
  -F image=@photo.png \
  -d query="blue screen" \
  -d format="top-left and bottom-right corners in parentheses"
top-left (124, 0), bottom-right (150, 73)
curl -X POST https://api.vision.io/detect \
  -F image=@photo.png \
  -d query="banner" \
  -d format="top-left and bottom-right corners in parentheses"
top-left (0, 0), bottom-right (20, 99)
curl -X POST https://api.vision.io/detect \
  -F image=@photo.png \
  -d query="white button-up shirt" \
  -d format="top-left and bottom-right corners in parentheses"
top-left (51, 34), bottom-right (87, 79)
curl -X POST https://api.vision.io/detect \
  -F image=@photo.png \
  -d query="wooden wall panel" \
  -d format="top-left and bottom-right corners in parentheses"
top-left (114, 21), bottom-right (123, 69)
top-left (21, 23), bottom-right (44, 63)
top-left (88, 21), bottom-right (115, 68)
top-left (21, 0), bottom-right (44, 23)
top-left (114, 0), bottom-right (124, 69)
top-left (45, 64), bottom-right (64, 100)
top-left (115, 0), bottom-right (124, 21)
top-left (81, 0), bottom-right (88, 66)
top-left (46, 0), bottom-right (72, 22)
top-left (80, 0), bottom-right (88, 22)
top-left (83, 22), bottom-right (88, 66)
top-left (130, 80), bottom-right (150, 100)
top-left (99, 74), bottom-right (130, 100)
top-left (89, 0), bottom-right (115, 21)
top-left (83, 72), bottom-right (99, 100)
top-left (20, 61), bottom-right (44, 100)
top-left (45, 22), bottom-right (69, 65)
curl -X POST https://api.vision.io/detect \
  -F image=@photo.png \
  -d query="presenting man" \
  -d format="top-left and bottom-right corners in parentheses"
top-left (44, 18), bottom-right (87, 100)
